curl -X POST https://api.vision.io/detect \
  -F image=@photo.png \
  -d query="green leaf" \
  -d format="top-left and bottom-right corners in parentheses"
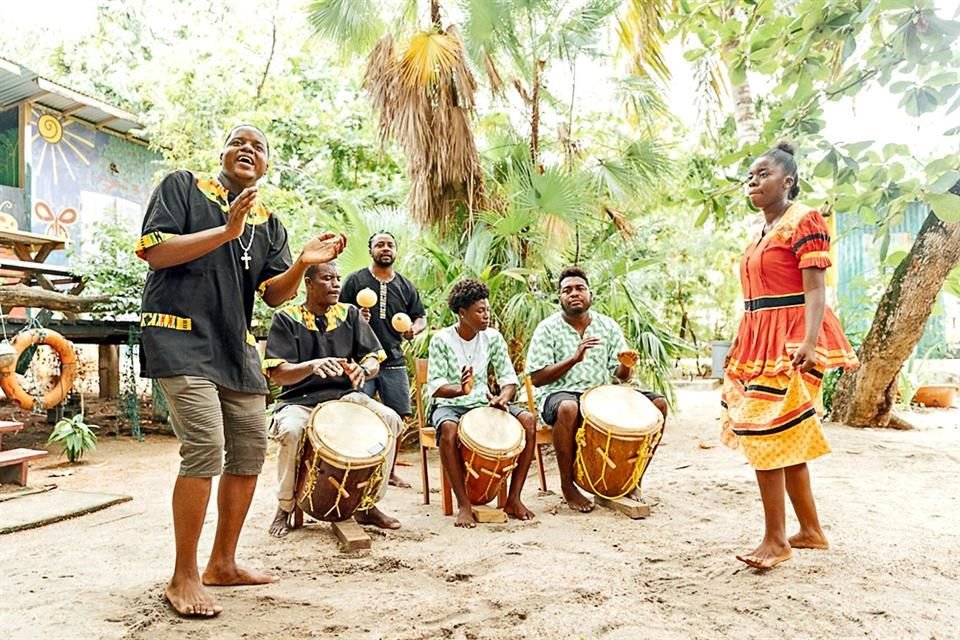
top-left (683, 48), bottom-right (706, 62)
top-left (928, 192), bottom-right (960, 222)
top-left (929, 171), bottom-right (960, 195)
top-left (813, 150), bottom-right (837, 178)
top-left (884, 250), bottom-right (909, 267)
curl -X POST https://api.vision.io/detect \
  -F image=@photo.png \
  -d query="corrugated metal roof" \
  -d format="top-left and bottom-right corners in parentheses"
top-left (0, 56), bottom-right (148, 144)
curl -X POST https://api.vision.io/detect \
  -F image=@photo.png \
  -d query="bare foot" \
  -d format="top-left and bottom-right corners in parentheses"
top-left (789, 530), bottom-right (829, 549)
top-left (454, 504), bottom-right (477, 528)
top-left (268, 506), bottom-right (291, 538)
top-left (562, 485), bottom-right (594, 513)
top-left (165, 578), bottom-right (222, 617)
top-left (625, 487), bottom-right (644, 502)
top-left (388, 474), bottom-right (412, 488)
top-left (503, 497), bottom-right (535, 521)
top-left (354, 506), bottom-right (401, 529)
top-left (202, 564), bottom-right (277, 586)
top-left (736, 541), bottom-right (792, 570)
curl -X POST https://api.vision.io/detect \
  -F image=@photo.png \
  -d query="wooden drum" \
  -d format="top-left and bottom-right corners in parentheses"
top-left (295, 401), bottom-right (392, 522)
top-left (575, 385), bottom-right (664, 500)
top-left (458, 407), bottom-right (525, 505)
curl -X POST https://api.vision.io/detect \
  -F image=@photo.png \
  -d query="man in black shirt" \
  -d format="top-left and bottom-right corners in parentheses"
top-left (138, 124), bottom-right (345, 617)
top-left (340, 232), bottom-right (426, 488)
top-left (265, 261), bottom-right (403, 537)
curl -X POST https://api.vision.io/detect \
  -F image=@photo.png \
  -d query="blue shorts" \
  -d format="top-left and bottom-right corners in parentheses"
top-left (362, 365), bottom-right (412, 417)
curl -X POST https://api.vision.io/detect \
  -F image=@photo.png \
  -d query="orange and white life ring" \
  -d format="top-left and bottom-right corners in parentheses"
top-left (0, 329), bottom-right (77, 411)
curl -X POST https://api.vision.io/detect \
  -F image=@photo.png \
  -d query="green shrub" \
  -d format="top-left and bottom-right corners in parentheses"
top-left (47, 414), bottom-right (99, 463)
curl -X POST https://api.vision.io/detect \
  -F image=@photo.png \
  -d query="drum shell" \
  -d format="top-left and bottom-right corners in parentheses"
top-left (458, 408), bottom-right (525, 506)
top-left (295, 435), bottom-right (382, 522)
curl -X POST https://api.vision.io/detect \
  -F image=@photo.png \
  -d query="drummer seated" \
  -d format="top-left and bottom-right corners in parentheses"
top-left (264, 261), bottom-right (403, 537)
top-left (427, 279), bottom-right (538, 528)
top-left (526, 266), bottom-right (668, 513)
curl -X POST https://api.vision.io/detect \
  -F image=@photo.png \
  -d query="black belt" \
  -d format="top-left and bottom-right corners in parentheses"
top-left (744, 294), bottom-right (805, 311)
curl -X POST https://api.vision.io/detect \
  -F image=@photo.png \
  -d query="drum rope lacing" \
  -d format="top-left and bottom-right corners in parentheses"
top-left (463, 448), bottom-right (508, 501)
top-left (574, 421), bottom-right (662, 500)
top-left (296, 429), bottom-right (383, 520)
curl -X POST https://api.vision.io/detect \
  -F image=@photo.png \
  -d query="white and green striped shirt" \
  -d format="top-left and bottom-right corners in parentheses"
top-left (427, 325), bottom-right (518, 409)
top-left (525, 311), bottom-right (627, 412)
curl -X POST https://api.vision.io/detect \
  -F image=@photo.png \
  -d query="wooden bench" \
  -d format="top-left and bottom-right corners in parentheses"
top-left (0, 258), bottom-right (84, 289)
top-left (0, 420), bottom-right (23, 449)
top-left (0, 448), bottom-right (48, 486)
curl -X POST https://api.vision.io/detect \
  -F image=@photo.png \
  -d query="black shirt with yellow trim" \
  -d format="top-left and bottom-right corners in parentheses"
top-left (137, 169), bottom-right (292, 394)
top-left (264, 302), bottom-right (386, 407)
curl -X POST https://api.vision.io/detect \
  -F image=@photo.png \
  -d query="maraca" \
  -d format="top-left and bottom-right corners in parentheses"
top-left (391, 312), bottom-right (412, 333)
top-left (356, 288), bottom-right (377, 308)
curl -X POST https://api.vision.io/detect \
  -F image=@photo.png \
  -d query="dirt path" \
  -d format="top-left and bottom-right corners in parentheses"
top-left (2, 389), bottom-right (958, 639)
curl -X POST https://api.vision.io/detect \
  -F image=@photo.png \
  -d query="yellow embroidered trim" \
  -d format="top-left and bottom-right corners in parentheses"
top-left (135, 231), bottom-right (176, 258)
top-left (262, 358), bottom-right (286, 373)
top-left (195, 175), bottom-right (270, 225)
top-left (363, 350), bottom-right (387, 363)
top-left (141, 312), bottom-right (192, 331)
top-left (246, 331), bottom-right (257, 346)
top-left (800, 251), bottom-right (830, 261)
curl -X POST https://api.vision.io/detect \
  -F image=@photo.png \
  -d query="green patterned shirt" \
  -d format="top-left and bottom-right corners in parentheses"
top-left (525, 311), bottom-right (627, 412)
top-left (427, 326), bottom-right (518, 409)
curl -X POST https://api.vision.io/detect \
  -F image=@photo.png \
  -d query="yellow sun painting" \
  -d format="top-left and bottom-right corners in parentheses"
top-left (30, 109), bottom-right (93, 185)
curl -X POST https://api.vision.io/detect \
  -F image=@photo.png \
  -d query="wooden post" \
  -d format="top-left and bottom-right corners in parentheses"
top-left (98, 344), bottom-right (119, 399)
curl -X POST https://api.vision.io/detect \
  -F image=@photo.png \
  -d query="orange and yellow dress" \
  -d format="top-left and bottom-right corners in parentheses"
top-left (721, 203), bottom-right (859, 470)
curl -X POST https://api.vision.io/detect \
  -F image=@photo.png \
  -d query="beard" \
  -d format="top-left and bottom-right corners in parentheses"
top-left (373, 253), bottom-right (395, 267)
top-left (561, 301), bottom-right (589, 316)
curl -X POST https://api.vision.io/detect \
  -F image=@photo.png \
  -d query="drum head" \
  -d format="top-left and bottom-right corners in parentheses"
top-left (459, 407), bottom-right (524, 454)
top-left (308, 401), bottom-right (390, 464)
top-left (580, 385), bottom-right (663, 436)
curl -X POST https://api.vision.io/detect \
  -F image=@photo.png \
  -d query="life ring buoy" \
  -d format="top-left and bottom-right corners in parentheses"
top-left (0, 329), bottom-right (77, 411)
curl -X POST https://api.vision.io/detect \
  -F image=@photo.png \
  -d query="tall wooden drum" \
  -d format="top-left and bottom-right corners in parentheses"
top-left (295, 401), bottom-right (392, 522)
top-left (458, 407), bottom-right (525, 505)
top-left (575, 385), bottom-right (663, 500)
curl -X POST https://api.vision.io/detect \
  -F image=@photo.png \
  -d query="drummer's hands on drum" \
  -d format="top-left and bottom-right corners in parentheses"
top-left (311, 357), bottom-right (344, 379)
top-left (341, 359), bottom-right (366, 388)
top-left (574, 336), bottom-right (602, 363)
top-left (790, 339), bottom-right (818, 373)
top-left (486, 391), bottom-right (510, 411)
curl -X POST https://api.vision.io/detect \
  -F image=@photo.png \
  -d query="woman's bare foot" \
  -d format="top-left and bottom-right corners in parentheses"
top-left (625, 487), bottom-right (645, 503)
top-left (504, 497), bottom-right (535, 521)
top-left (202, 564), bottom-right (277, 587)
top-left (736, 541), bottom-right (792, 570)
top-left (561, 484), bottom-right (594, 513)
top-left (454, 504), bottom-right (477, 528)
top-left (354, 506), bottom-right (401, 529)
top-left (789, 529), bottom-right (829, 549)
top-left (165, 578), bottom-right (222, 617)
top-left (388, 474), bottom-right (412, 488)
top-left (268, 507), bottom-right (291, 538)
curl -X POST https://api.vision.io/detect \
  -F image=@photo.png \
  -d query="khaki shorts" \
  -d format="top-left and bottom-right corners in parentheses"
top-left (157, 375), bottom-right (268, 477)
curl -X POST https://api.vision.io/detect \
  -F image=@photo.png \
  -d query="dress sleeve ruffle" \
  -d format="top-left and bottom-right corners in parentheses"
top-left (792, 210), bottom-right (832, 270)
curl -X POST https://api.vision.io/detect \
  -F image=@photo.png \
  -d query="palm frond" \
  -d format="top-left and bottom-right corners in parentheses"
top-left (399, 31), bottom-right (461, 87)
top-left (555, 0), bottom-right (622, 60)
top-left (305, 0), bottom-right (386, 56)
top-left (617, 75), bottom-right (670, 127)
top-left (615, 0), bottom-right (673, 82)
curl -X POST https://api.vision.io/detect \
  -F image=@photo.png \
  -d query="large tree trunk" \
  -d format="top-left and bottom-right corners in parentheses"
top-left (832, 197), bottom-right (960, 428)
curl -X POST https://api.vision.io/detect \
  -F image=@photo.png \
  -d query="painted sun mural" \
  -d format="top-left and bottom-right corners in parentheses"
top-left (30, 109), bottom-right (94, 185)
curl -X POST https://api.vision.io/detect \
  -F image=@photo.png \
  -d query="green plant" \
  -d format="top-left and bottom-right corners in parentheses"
top-left (46, 413), bottom-right (99, 463)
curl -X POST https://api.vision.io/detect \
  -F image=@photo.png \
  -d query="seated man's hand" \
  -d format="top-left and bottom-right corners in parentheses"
top-left (311, 357), bottom-right (344, 378)
top-left (340, 360), bottom-right (365, 389)
top-left (617, 350), bottom-right (639, 368)
top-left (486, 392), bottom-right (509, 411)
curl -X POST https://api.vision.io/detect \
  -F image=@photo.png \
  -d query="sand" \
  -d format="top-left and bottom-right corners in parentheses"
top-left (1, 388), bottom-right (958, 639)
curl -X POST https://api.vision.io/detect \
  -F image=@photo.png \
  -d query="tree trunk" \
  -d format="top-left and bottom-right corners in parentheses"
top-left (530, 58), bottom-right (544, 169)
top-left (0, 284), bottom-right (110, 312)
top-left (832, 198), bottom-right (960, 428)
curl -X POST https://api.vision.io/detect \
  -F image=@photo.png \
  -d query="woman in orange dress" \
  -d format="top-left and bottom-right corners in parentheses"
top-left (721, 142), bottom-right (859, 570)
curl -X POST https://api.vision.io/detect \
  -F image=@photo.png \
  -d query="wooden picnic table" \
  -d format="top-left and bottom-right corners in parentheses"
top-left (0, 229), bottom-right (85, 318)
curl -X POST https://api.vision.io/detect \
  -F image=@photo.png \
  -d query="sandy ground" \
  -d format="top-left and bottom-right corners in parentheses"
top-left (1, 388), bottom-right (958, 640)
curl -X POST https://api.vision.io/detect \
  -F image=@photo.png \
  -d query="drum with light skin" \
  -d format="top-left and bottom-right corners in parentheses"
top-left (575, 385), bottom-right (664, 500)
top-left (295, 401), bottom-right (392, 522)
top-left (458, 406), bottom-right (526, 505)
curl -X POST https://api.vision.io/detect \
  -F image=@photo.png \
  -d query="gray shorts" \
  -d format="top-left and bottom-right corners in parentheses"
top-left (362, 366), bottom-right (412, 417)
top-left (157, 375), bottom-right (268, 477)
top-left (430, 404), bottom-right (529, 438)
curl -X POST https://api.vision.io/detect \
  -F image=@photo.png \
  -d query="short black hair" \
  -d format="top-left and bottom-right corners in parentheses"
top-left (558, 266), bottom-right (589, 290)
top-left (224, 124), bottom-right (270, 158)
top-left (305, 261), bottom-right (337, 280)
top-left (448, 278), bottom-right (489, 314)
top-left (368, 231), bottom-right (397, 249)
top-left (760, 140), bottom-right (800, 200)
